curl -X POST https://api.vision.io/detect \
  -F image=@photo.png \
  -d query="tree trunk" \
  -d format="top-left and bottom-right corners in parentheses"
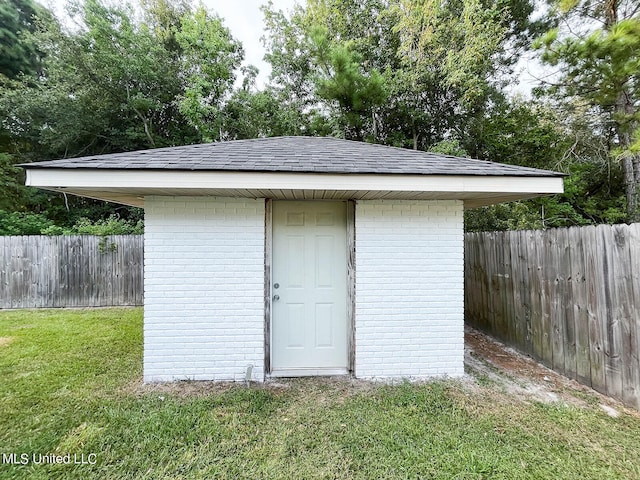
top-left (603, 0), bottom-right (617, 29)
top-left (619, 119), bottom-right (640, 222)
top-left (126, 84), bottom-right (156, 148)
top-left (372, 111), bottom-right (378, 140)
top-left (621, 153), bottom-right (640, 223)
top-left (615, 88), bottom-right (640, 223)
top-left (607, 2), bottom-right (639, 222)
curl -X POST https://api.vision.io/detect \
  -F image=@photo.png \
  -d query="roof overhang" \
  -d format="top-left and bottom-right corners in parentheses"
top-left (24, 168), bottom-right (564, 209)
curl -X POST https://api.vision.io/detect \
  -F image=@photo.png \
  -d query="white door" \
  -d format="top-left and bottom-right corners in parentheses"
top-left (271, 201), bottom-right (348, 376)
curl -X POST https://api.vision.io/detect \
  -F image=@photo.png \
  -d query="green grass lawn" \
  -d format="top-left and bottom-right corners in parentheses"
top-left (1, 308), bottom-right (639, 479)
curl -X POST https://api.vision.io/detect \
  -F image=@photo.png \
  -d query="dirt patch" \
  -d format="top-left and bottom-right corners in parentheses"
top-left (124, 375), bottom-right (381, 399)
top-left (124, 330), bottom-right (634, 416)
top-left (464, 326), bottom-right (638, 417)
top-left (0, 337), bottom-right (14, 347)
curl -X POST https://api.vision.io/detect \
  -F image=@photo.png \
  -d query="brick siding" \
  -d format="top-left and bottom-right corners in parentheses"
top-left (354, 200), bottom-right (465, 379)
top-left (143, 196), bottom-right (265, 382)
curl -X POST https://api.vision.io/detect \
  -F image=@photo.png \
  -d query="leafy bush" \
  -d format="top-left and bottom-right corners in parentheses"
top-left (0, 211), bottom-right (143, 236)
top-left (65, 215), bottom-right (144, 235)
top-left (0, 210), bottom-right (57, 235)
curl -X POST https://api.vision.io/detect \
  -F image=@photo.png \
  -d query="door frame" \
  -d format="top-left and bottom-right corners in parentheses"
top-left (263, 199), bottom-right (356, 376)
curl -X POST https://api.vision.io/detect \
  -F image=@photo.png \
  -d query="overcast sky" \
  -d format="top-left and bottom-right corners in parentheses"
top-left (45, 0), bottom-right (299, 87)
top-left (203, 0), bottom-right (299, 85)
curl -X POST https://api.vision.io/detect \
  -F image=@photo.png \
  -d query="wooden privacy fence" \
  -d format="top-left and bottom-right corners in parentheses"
top-left (0, 235), bottom-right (143, 309)
top-left (465, 223), bottom-right (640, 408)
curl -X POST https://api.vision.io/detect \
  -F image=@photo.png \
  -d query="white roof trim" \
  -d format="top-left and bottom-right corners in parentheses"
top-left (26, 169), bottom-right (562, 193)
top-left (25, 169), bottom-right (564, 208)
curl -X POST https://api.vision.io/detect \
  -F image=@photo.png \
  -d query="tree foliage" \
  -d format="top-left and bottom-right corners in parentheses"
top-left (0, 0), bottom-right (46, 79)
top-left (536, 0), bottom-right (640, 221)
top-left (0, 0), bottom-right (249, 232)
top-left (309, 25), bottom-right (387, 140)
top-left (262, 0), bottom-right (537, 148)
top-left (175, 6), bottom-right (243, 141)
top-left (394, 0), bottom-right (508, 105)
top-left (0, 0), bottom-right (634, 234)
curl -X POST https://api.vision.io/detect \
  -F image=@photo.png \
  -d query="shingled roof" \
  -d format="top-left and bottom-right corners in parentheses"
top-left (23, 136), bottom-right (563, 177)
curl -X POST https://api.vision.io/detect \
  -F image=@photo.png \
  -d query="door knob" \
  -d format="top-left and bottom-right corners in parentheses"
top-left (273, 294), bottom-right (280, 301)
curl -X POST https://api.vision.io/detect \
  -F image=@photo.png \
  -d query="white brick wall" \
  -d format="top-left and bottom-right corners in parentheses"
top-left (354, 200), bottom-right (465, 379)
top-left (143, 197), bottom-right (463, 383)
top-left (143, 196), bottom-right (265, 382)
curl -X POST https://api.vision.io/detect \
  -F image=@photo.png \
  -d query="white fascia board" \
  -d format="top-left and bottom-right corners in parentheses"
top-left (26, 169), bottom-right (564, 194)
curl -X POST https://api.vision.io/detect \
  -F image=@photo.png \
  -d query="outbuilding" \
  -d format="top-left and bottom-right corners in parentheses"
top-left (22, 136), bottom-right (564, 382)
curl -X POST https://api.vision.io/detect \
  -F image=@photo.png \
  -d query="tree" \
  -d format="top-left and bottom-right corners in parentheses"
top-left (221, 67), bottom-right (311, 139)
top-left (259, 1), bottom-right (386, 142)
top-left (536, 0), bottom-right (640, 221)
top-left (0, 0), bottom-right (46, 79)
top-left (2, 0), bottom-right (246, 155)
top-left (464, 97), bottom-right (626, 231)
top-left (262, 0), bottom-right (543, 148)
top-left (308, 26), bottom-right (387, 140)
top-left (175, 5), bottom-right (243, 141)
top-left (1, 0), bottom-right (193, 161)
top-left (0, 152), bottom-right (27, 211)
top-left (0, 0), bottom-right (248, 228)
top-left (394, 0), bottom-right (508, 106)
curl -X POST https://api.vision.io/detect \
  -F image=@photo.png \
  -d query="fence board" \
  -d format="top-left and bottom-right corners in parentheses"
top-left (473, 234), bottom-right (489, 332)
top-left (519, 230), bottom-right (533, 355)
top-left (0, 235), bottom-right (143, 309)
top-left (489, 232), bottom-right (504, 339)
top-left (548, 229), bottom-right (565, 374)
top-left (509, 230), bottom-right (525, 349)
top-left (627, 224), bottom-right (640, 408)
top-left (540, 231), bottom-right (554, 368)
top-left (584, 226), bottom-right (606, 394)
top-left (528, 230), bottom-right (544, 362)
top-left (500, 231), bottom-right (516, 347)
top-left (599, 224), bottom-right (624, 400)
top-left (464, 234), bottom-right (474, 328)
top-left (611, 224), bottom-right (634, 405)
top-left (570, 230), bottom-right (590, 385)
top-left (558, 227), bottom-right (575, 379)
top-left (471, 233), bottom-right (488, 332)
top-left (465, 223), bottom-right (640, 409)
top-left (10, 238), bottom-right (26, 309)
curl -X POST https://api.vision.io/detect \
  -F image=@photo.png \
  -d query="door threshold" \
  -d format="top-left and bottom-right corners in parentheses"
top-left (269, 368), bottom-right (349, 378)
